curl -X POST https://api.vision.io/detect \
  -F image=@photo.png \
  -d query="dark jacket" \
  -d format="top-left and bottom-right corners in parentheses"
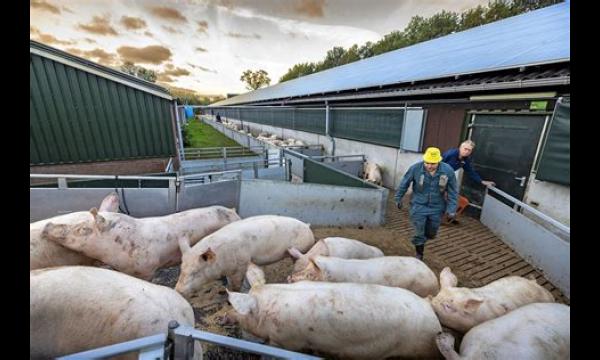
top-left (442, 148), bottom-right (483, 184)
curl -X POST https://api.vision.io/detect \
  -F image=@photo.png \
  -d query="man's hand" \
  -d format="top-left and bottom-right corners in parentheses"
top-left (396, 202), bottom-right (402, 210)
top-left (481, 180), bottom-right (496, 187)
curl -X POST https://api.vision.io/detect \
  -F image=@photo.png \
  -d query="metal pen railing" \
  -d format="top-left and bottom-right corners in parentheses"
top-left (486, 186), bottom-right (570, 236)
top-left (30, 173), bottom-right (177, 190)
top-left (183, 146), bottom-right (265, 160)
top-left (57, 321), bottom-right (322, 360)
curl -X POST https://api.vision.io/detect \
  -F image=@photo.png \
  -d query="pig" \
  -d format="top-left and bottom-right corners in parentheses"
top-left (175, 215), bottom-right (315, 296)
top-left (30, 266), bottom-right (201, 360)
top-left (363, 162), bottom-right (383, 186)
top-left (41, 205), bottom-right (241, 280)
top-left (287, 255), bottom-right (439, 297)
top-left (294, 140), bottom-right (306, 146)
top-left (288, 237), bottom-right (384, 273)
top-left (436, 303), bottom-right (569, 360)
top-left (30, 192), bottom-right (120, 270)
top-left (228, 264), bottom-right (443, 359)
top-left (429, 267), bottom-right (555, 332)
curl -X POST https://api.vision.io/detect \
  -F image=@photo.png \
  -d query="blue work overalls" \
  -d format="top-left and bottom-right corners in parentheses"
top-left (394, 161), bottom-right (458, 246)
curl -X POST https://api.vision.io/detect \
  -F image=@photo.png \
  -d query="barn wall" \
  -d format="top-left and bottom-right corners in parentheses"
top-left (30, 52), bottom-right (176, 166)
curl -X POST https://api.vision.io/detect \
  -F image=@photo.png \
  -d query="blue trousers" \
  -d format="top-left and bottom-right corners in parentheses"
top-left (409, 212), bottom-right (442, 246)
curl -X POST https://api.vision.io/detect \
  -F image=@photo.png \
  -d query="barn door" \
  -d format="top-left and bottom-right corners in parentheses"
top-left (461, 113), bottom-right (547, 207)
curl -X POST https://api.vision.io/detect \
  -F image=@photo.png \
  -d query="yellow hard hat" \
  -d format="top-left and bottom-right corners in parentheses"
top-left (423, 147), bottom-right (442, 163)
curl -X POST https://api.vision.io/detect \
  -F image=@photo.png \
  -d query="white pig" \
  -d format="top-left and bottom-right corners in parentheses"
top-left (429, 267), bottom-right (555, 332)
top-left (228, 265), bottom-right (442, 359)
top-left (436, 302), bottom-right (569, 360)
top-left (175, 215), bottom-right (315, 296)
top-left (30, 266), bottom-right (202, 360)
top-left (30, 192), bottom-right (120, 270)
top-left (288, 237), bottom-right (384, 272)
top-left (41, 206), bottom-right (241, 280)
top-left (288, 255), bottom-right (439, 297)
top-left (363, 162), bottom-right (383, 186)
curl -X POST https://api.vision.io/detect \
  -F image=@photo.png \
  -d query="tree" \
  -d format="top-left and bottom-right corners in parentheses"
top-left (358, 41), bottom-right (375, 59)
top-left (317, 46), bottom-right (347, 71)
top-left (459, 5), bottom-right (487, 30)
top-left (279, 62), bottom-right (317, 83)
top-left (240, 69), bottom-right (271, 90)
top-left (120, 61), bottom-right (157, 83)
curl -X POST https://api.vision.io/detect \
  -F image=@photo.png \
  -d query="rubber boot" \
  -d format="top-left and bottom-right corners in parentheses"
top-left (415, 245), bottom-right (424, 260)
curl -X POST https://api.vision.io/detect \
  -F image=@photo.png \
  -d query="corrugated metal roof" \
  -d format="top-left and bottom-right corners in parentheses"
top-left (30, 40), bottom-right (172, 100)
top-left (214, 2), bottom-right (569, 106)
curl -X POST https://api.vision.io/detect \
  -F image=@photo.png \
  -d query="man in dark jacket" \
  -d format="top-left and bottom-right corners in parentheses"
top-left (442, 140), bottom-right (495, 187)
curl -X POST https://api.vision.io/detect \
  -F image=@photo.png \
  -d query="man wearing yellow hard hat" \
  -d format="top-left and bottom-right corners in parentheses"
top-left (394, 147), bottom-right (458, 260)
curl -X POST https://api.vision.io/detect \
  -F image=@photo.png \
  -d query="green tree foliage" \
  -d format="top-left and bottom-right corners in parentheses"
top-left (279, 62), bottom-right (318, 83)
top-left (120, 61), bottom-right (157, 83)
top-left (240, 69), bottom-right (271, 90)
top-left (278, 0), bottom-right (562, 83)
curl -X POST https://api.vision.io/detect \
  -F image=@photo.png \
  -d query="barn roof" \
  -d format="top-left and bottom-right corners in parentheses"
top-left (30, 40), bottom-right (173, 100)
top-left (214, 2), bottom-right (569, 106)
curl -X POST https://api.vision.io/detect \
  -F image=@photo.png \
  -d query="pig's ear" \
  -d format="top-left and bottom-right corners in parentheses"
top-left (287, 247), bottom-right (304, 260)
top-left (440, 267), bottom-right (458, 288)
top-left (178, 236), bottom-right (191, 254)
top-left (463, 297), bottom-right (484, 313)
top-left (89, 207), bottom-right (108, 230)
top-left (200, 248), bottom-right (216, 262)
top-left (245, 262), bottom-right (266, 288)
top-left (99, 192), bottom-right (119, 213)
top-left (227, 291), bottom-right (257, 316)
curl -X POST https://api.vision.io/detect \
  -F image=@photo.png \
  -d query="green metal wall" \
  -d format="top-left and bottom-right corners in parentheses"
top-left (30, 53), bottom-right (176, 165)
top-left (304, 158), bottom-right (378, 189)
top-left (209, 106), bottom-right (403, 147)
top-left (536, 99), bottom-right (570, 185)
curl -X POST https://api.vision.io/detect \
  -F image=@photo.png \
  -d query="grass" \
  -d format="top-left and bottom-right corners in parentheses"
top-left (183, 119), bottom-right (242, 148)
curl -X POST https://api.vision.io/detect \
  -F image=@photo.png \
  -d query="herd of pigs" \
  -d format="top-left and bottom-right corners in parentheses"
top-left (219, 118), bottom-right (384, 186)
top-left (30, 192), bottom-right (569, 359)
top-left (220, 118), bottom-right (307, 147)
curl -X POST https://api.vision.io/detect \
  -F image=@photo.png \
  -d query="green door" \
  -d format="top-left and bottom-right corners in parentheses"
top-left (461, 113), bottom-right (547, 207)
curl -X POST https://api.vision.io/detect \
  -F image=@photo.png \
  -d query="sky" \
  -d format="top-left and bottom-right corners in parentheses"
top-left (30, 0), bottom-right (489, 96)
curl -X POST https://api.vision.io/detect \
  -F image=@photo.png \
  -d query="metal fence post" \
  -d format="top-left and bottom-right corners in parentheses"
top-left (168, 321), bottom-right (195, 360)
top-left (57, 177), bottom-right (68, 189)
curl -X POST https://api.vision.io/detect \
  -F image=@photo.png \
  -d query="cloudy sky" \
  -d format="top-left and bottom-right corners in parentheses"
top-left (30, 0), bottom-right (488, 96)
